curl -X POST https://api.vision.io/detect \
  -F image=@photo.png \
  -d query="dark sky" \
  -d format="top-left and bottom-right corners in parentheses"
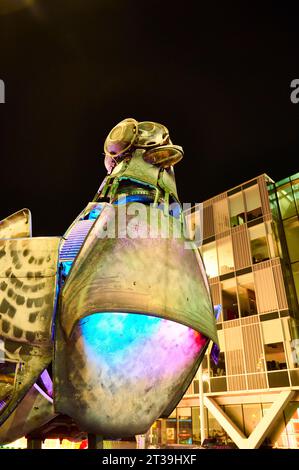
top-left (0, 1), bottom-right (298, 236)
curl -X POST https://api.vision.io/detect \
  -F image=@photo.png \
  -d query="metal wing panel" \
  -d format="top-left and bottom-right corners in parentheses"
top-left (0, 237), bottom-right (60, 427)
top-left (0, 209), bottom-right (32, 239)
top-left (0, 237), bottom-right (60, 344)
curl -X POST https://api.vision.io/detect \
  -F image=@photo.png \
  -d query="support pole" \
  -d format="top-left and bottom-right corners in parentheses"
top-left (88, 433), bottom-right (104, 449)
top-left (198, 363), bottom-right (206, 445)
top-left (27, 438), bottom-right (42, 449)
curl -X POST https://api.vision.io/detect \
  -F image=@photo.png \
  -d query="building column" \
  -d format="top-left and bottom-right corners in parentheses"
top-left (204, 390), bottom-right (295, 449)
top-left (27, 438), bottom-right (42, 449)
top-left (198, 364), bottom-right (206, 445)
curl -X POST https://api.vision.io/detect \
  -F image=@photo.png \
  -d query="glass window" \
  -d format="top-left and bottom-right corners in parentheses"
top-left (267, 371), bottom-right (290, 387)
top-left (221, 277), bottom-right (239, 321)
top-left (249, 223), bottom-right (270, 264)
top-left (264, 342), bottom-right (287, 371)
top-left (277, 183), bottom-right (297, 219)
top-left (193, 379), bottom-right (199, 394)
top-left (292, 262), bottom-right (299, 304)
top-left (244, 185), bottom-right (262, 221)
top-left (243, 404), bottom-right (262, 436)
top-left (269, 411), bottom-right (289, 448)
top-left (224, 405), bottom-right (244, 433)
top-left (186, 208), bottom-right (202, 242)
top-left (217, 236), bottom-right (234, 275)
top-left (201, 354), bottom-right (208, 370)
top-left (207, 410), bottom-right (227, 442)
top-left (150, 420), bottom-right (162, 446)
top-left (177, 407), bottom-right (192, 445)
top-left (185, 382), bottom-right (194, 395)
top-left (210, 351), bottom-right (226, 377)
top-left (284, 402), bottom-right (299, 449)
top-left (228, 192), bottom-right (245, 227)
top-left (210, 376), bottom-right (227, 392)
top-left (261, 403), bottom-right (274, 447)
top-left (165, 409), bottom-right (177, 445)
top-left (265, 220), bottom-right (280, 258)
top-left (201, 241), bottom-right (219, 278)
top-left (261, 403), bottom-right (271, 416)
top-left (283, 217), bottom-right (299, 263)
top-left (292, 179), bottom-right (299, 214)
top-left (237, 273), bottom-right (257, 317)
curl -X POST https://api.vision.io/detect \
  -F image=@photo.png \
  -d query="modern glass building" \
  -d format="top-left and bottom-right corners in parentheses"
top-left (151, 172), bottom-right (299, 449)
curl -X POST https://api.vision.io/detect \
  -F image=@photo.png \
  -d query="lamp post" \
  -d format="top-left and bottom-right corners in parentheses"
top-left (198, 363), bottom-right (206, 446)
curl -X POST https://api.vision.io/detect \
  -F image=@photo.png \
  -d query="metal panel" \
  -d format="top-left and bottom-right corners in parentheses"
top-left (210, 282), bottom-right (221, 307)
top-left (60, 204), bottom-right (217, 343)
top-left (226, 371), bottom-right (247, 391)
top-left (223, 323), bottom-right (247, 391)
top-left (54, 203), bottom-right (216, 436)
top-left (203, 202), bottom-right (215, 239)
top-left (257, 176), bottom-right (271, 216)
top-left (0, 209), bottom-right (32, 239)
top-left (213, 194), bottom-right (230, 235)
top-left (272, 259), bottom-right (288, 310)
top-left (253, 262), bottom-right (278, 313)
top-left (0, 237), bottom-right (60, 427)
top-left (232, 225), bottom-right (252, 270)
top-left (241, 319), bottom-right (267, 389)
top-left (0, 237), bottom-right (60, 343)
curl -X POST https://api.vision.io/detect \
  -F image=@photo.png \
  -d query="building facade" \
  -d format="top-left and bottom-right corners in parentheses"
top-left (151, 172), bottom-right (299, 449)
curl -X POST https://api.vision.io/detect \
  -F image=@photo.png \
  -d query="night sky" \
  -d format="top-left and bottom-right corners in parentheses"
top-left (0, 1), bottom-right (298, 236)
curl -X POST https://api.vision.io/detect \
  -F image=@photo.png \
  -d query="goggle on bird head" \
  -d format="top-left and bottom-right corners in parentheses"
top-left (103, 118), bottom-right (184, 173)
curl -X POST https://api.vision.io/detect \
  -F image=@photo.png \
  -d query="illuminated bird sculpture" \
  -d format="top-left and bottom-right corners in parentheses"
top-left (0, 119), bottom-right (217, 446)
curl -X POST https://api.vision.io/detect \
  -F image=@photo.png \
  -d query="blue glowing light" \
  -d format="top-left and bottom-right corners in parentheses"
top-left (86, 206), bottom-right (103, 220)
top-left (113, 195), bottom-right (154, 205)
top-left (214, 304), bottom-right (222, 321)
top-left (61, 260), bottom-right (73, 278)
top-left (76, 312), bottom-right (207, 374)
top-left (210, 304), bottom-right (222, 365)
top-left (79, 313), bottom-right (162, 359)
top-left (67, 312), bottom-right (209, 432)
